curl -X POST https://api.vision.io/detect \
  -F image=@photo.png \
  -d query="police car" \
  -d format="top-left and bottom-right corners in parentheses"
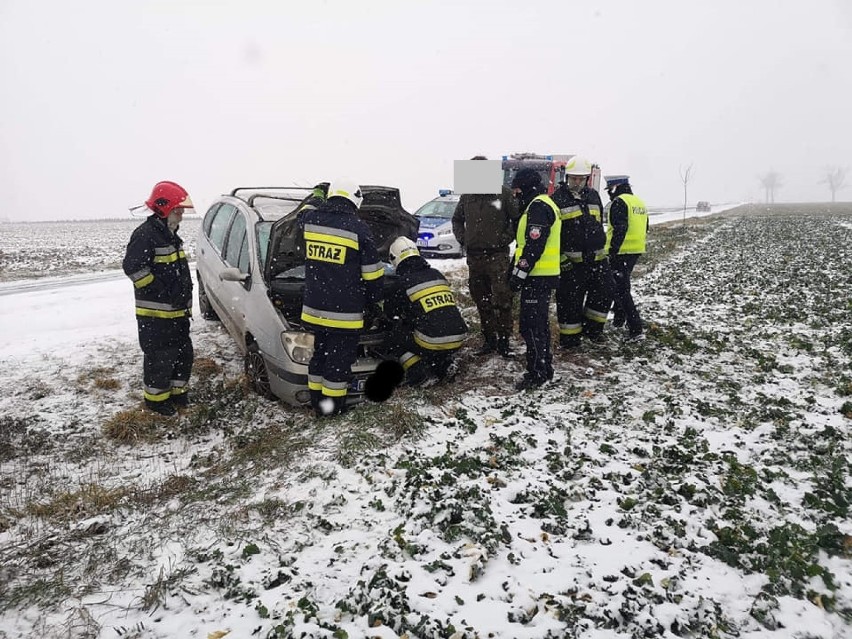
top-left (413, 190), bottom-right (464, 258)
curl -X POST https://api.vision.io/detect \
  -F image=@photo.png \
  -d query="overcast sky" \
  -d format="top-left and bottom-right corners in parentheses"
top-left (1, 0), bottom-right (851, 221)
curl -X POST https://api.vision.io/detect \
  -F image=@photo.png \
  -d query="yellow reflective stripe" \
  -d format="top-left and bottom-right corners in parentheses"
top-left (585, 308), bottom-right (608, 323)
top-left (300, 311), bottom-right (363, 329)
top-left (409, 284), bottom-right (451, 302)
top-left (144, 389), bottom-right (172, 402)
top-left (134, 273), bottom-right (154, 288)
top-left (136, 308), bottom-right (190, 319)
top-left (401, 354), bottom-right (421, 370)
top-left (362, 269), bottom-right (384, 281)
top-left (413, 334), bottom-right (464, 351)
top-left (559, 324), bottom-right (583, 335)
top-left (321, 385), bottom-right (348, 397)
top-left (308, 380), bottom-right (322, 391)
top-left (303, 231), bottom-right (359, 250)
top-left (170, 386), bottom-right (188, 396)
top-left (153, 253), bottom-right (180, 264)
top-left (560, 209), bottom-right (583, 220)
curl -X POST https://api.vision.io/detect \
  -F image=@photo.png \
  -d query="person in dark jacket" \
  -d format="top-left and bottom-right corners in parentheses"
top-left (382, 237), bottom-right (468, 386)
top-left (301, 178), bottom-right (384, 417)
top-left (605, 175), bottom-right (649, 340)
top-left (123, 181), bottom-right (195, 416)
top-left (551, 156), bottom-right (614, 349)
top-left (508, 168), bottom-right (562, 390)
top-left (452, 156), bottom-right (520, 357)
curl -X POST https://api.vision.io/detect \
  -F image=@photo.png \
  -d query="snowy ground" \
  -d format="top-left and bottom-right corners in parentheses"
top-left (0, 204), bottom-right (850, 639)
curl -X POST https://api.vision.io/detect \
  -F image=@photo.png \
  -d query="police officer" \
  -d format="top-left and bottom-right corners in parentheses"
top-left (551, 156), bottom-right (613, 349)
top-left (123, 181), bottom-right (195, 416)
top-left (383, 237), bottom-right (468, 385)
top-left (300, 179), bottom-right (384, 416)
top-left (604, 175), bottom-right (648, 340)
top-left (452, 156), bottom-right (520, 357)
top-left (508, 168), bottom-right (562, 390)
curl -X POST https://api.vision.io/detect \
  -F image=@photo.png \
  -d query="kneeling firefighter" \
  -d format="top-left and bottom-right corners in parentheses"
top-left (383, 237), bottom-right (468, 386)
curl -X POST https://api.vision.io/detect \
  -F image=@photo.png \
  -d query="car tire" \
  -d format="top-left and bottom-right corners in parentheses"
top-left (245, 342), bottom-right (275, 399)
top-left (197, 275), bottom-right (220, 321)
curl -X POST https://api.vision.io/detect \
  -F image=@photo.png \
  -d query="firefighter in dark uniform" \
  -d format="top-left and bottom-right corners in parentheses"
top-left (123, 181), bottom-right (195, 416)
top-left (383, 237), bottom-right (468, 385)
top-left (508, 168), bottom-right (562, 390)
top-left (552, 156), bottom-right (614, 349)
top-left (605, 175), bottom-right (648, 340)
top-left (301, 179), bottom-right (384, 416)
top-left (451, 156), bottom-right (520, 357)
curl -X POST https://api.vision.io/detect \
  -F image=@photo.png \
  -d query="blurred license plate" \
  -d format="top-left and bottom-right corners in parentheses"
top-left (416, 239), bottom-right (428, 247)
top-left (350, 377), bottom-right (366, 392)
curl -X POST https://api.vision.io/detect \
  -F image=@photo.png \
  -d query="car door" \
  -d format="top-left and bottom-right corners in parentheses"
top-left (218, 207), bottom-right (253, 350)
top-left (198, 202), bottom-right (236, 320)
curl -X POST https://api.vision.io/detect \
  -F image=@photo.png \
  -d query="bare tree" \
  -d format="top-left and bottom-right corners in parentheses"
top-left (821, 166), bottom-right (848, 203)
top-left (758, 171), bottom-right (782, 204)
top-left (679, 164), bottom-right (694, 227)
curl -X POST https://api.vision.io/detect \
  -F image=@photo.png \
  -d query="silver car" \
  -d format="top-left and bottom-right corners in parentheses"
top-left (414, 191), bottom-right (465, 257)
top-left (196, 186), bottom-right (418, 407)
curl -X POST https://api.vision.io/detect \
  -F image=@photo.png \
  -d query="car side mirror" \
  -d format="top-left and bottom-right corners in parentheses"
top-left (220, 267), bottom-right (249, 282)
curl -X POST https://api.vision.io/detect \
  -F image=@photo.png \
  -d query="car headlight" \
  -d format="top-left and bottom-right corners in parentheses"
top-left (438, 228), bottom-right (454, 237)
top-left (281, 331), bottom-right (314, 364)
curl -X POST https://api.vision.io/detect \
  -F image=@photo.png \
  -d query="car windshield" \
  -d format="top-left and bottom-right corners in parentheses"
top-left (416, 200), bottom-right (457, 219)
top-left (257, 221), bottom-right (274, 268)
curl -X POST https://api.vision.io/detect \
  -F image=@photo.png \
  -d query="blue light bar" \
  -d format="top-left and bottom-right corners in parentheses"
top-left (438, 189), bottom-right (452, 196)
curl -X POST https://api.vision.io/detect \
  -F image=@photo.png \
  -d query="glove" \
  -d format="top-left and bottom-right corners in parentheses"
top-left (509, 273), bottom-right (525, 292)
top-left (365, 302), bottom-right (384, 327)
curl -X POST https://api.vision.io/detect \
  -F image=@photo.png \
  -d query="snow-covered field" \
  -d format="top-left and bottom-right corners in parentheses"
top-left (0, 205), bottom-right (850, 639)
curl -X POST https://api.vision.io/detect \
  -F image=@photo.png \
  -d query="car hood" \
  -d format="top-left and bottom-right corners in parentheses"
top-left (265, 185), bottom-right (419, 282)
top-left (417, 216), bottom-right (451, 230)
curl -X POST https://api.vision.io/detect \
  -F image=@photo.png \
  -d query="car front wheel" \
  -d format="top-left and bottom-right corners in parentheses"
top-left (245, 342), bottom-right (275, 399)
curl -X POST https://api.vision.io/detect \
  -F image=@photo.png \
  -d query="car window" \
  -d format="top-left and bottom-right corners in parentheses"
top-left (207, 203), bottom-right (236, 253)
top-left (257, 221), bottom-right (274, 269)
top-left (237, 233), bottom-right (250, 273)
top-left (415, 200), bottom-right (457, 218)
top-left (224, 212), bottom-right (247, 269)
top-left (202, 203), bottom-right (221, 236)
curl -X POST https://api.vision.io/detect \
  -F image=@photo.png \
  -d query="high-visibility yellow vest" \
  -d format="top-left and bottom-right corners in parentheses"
top-left (607, 193), bottom-right (648, 254)
top-left (514, 195), bottom-right (562, 276)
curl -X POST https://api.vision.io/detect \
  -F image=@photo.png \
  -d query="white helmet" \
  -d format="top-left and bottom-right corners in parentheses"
top-left (565, 156), bottom-right (592, 176)
top-left (389, 236), bottom-right (420, 269)
top-left (327, 178), bottom-right (364, 209)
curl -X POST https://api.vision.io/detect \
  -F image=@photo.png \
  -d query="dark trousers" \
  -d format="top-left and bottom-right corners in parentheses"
top-left (309, 329), bottom-right (360, 413)
top-left (138, 317), bottom-right (193, 405)
top-left (611, 254), bottom-right (642, 333)
top-left (519, 279), bottom-right (554, 383)
top-left (467, 252), bottom-right (513, 342)
top-left (556, 261), bottom-right (614, 344)
top-left (385, 324), bottom-right (456, 386)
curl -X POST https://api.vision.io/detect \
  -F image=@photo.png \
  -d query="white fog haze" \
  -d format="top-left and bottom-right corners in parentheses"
top-left (1, 0), bottom-right (851, 221)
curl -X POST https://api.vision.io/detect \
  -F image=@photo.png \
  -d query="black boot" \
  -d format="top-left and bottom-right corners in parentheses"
top-left (171, 392), bottom-right (190, 409)
top-left (145, 399), bottom-right (177, 417)
top-left (496, 336), bottom-right (514, 358)
top-left (475, 337), bottom-right (497, 356)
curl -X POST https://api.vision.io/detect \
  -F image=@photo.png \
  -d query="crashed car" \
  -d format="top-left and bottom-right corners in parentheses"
top-left (196, 185), bottom-right (419, 407)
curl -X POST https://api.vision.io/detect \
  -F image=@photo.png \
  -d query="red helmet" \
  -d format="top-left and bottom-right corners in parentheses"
top-left (145, 181), bottom-right (194, 217)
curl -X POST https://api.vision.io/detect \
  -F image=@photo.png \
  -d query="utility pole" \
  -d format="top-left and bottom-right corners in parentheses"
top-left (679, 164), bottom-right (694, 228)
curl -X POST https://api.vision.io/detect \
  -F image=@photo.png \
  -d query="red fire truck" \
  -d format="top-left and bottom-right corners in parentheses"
top-left (501, 153), bottom-right (601, 194)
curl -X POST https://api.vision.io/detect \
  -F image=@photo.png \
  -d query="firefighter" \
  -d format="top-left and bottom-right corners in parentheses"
top-left (300, 178), bottom-right (384, 417)
top-left (123, 181), bottom-right (195, 416)
top-left (605, 175), bottom-right (648, 340)
top-left (451, 155), bottom-right (520, 358)
top-left (508, 168), bottom-right (562, 390)
top-left (383, 237), bottom-right (468, 386)
top-left (552, 156), bottom-right (614, 349)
